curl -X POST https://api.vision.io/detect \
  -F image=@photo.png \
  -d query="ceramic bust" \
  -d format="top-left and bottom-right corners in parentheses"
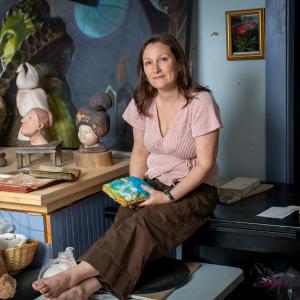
top-left (76, 93), bottom-right (112, 153)
top-left (20, 107), bottom-right (51, 145)
top-left (16, 62), bottom-right (53, 140)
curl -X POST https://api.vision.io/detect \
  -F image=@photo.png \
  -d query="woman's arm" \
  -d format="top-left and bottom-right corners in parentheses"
top-left (169, 129), bottom-right (219, 200)
top-left (129, 127), bottom-right (150, 179)
top-left (138, 129), bottom-right (219, 206)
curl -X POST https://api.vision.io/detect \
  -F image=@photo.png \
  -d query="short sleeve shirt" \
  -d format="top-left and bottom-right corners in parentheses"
top-left (122, 91), bottom-right (222, 186)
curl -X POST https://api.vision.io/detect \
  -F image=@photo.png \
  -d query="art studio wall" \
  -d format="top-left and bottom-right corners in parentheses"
top-left (190, 0), bottom-right (266, 180)
top-left (0, 0), bottom-right (190, 149)
top-left (0, 0), bottom-right (268, 182)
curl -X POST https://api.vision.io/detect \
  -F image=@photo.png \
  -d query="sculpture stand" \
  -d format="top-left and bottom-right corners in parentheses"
top-left (16, 141), bottom-right (63, 169)
top-left (73, 150), bottom-right (112, 168)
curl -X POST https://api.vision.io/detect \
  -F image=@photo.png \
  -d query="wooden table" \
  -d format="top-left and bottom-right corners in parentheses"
top-left (0, 147), bottom-right (130, 265)
top-left (0, 147), bottom-right (129, 214)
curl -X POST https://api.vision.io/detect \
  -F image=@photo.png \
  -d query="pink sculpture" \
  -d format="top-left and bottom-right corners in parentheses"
top-left (16, 62), bottom-right (53, 141)
top-left (20, 108), bottom-right (51, 145)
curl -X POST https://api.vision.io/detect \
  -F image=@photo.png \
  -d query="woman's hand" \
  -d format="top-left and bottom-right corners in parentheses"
top-left (136, 184), bottom-right (171, 207)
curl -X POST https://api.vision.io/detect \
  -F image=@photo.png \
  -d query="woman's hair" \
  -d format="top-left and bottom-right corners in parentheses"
top-left (133, 33), bottom-right (210, 115)
top-left (32, 107), bottom-right (51, 130)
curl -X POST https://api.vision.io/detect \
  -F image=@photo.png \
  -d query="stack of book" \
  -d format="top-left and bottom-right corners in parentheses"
top-left (29, 165), bottom-right (81, 181)
top-left (218, 177), bottom-right (273, 204)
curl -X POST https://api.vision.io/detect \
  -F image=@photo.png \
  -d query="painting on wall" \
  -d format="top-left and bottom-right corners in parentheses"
top-left (0, 0), bottom-right (192, 150)
top-left (226, 8), bottom-right (265, 60)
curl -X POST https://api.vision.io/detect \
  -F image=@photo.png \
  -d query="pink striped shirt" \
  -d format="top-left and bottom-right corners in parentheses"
top-left (122, 91), bottom-right (222, 186)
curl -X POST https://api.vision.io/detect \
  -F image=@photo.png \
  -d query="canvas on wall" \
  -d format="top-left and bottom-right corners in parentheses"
top-left (0, 0), bottom-right (191, 150)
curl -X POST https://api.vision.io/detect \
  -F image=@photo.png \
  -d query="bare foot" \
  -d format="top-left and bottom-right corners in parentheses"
top-left (56, 286), bottom-right (89, 300)
top-left (57, 277), bottom-right (101, 300)
top-left (32, 268), bottom-right (77, 298)
top-left (32, 261), bottom-right (99, 298)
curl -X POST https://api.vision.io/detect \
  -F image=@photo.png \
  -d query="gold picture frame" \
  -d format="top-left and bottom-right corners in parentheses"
top-left (226, 8), bottom-right (265, 60)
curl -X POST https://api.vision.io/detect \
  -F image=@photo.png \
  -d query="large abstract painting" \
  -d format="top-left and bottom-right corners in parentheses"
top-left (0, 0), bottom-right (191, 150)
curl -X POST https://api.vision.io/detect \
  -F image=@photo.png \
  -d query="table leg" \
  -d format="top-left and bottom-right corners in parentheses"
top-left (16, 153), bottom-right (23, 169)
top-left (56, 149), bottom-right (62, 166)
top-left (50, 153), bottom-right (56, 166)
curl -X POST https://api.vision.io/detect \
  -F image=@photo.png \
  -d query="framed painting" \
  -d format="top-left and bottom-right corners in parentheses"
top-left (226, 8), bottom-right (265, 60)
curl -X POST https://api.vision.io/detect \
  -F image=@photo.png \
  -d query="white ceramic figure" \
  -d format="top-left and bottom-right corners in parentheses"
top-left (16, 62), bottom-right (53, 140)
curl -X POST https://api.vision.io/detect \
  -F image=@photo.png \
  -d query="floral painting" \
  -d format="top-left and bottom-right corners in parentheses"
top-left (226, 8), bottom-right (265, 60)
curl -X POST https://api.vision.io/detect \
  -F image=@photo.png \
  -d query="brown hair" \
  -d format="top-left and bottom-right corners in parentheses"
top-left (133, 33), bottom-right (210, 116)
top-left (32, 107), bottom-right (51, 130)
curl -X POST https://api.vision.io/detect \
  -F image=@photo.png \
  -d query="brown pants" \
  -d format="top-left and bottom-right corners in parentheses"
top-left (80, 179), bottom-right (219, 299)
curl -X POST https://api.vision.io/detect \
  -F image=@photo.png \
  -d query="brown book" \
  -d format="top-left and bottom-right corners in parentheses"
top-left (29, 165), bottom-right (81, 181)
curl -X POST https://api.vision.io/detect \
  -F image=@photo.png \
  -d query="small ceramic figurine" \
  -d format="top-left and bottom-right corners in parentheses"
top-left (0, 253), bottom-right (16, 299)
top-left (76, 93), bottom-right (112, 153)
top-left (16, 62), bottom-right (53, 140)
top-left (20, 107), bottom-right (51, 145)
top-left (0, 152), bottom-right (7, 167)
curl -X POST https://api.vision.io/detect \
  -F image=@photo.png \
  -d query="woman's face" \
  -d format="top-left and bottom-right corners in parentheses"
top-left (142, 42), bottom-right (179, 92)
top-left (78, 124), bottom-right (98, 147)
top-left (20, 110), bottom-right (39, 137)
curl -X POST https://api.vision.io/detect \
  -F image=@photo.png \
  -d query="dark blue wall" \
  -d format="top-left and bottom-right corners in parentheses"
top-left (266, 0), bottom-right (294, 183)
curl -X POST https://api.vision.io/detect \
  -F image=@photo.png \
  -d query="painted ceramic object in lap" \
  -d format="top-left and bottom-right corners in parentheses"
top-left (102, 176), bottom-right (153, 206)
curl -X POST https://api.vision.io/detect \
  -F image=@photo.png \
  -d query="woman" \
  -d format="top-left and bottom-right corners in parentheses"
top-left (20, 107), bottom-right (51, 145)
top-left (32, 33), bottom-right (222, 300)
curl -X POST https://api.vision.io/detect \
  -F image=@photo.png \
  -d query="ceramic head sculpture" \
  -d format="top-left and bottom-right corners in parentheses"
top-left (76, 93), bottom-right (112, 153)
top-left (20, 107), bottom-right (51, 145)
top-left (16, 62), bottom-right (53, 141)
top-left (0, 252), bottom-right (16, 299)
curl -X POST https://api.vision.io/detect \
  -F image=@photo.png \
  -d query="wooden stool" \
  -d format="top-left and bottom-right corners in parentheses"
top-left (15, 141), bottom-right (63, 169)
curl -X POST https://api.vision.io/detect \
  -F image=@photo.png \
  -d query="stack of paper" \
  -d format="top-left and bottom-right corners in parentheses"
top-left (257, 205), bottom-right (300, 219)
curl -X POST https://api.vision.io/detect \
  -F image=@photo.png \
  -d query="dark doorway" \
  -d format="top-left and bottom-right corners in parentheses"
top-left (295, 0), bottom-right (300, 186)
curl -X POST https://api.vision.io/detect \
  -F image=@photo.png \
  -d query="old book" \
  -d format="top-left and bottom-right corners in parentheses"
top-left (102, 177), bottom-right (153, 207)
top-left (29, 165), bottom-right (81, 181)
top-left (0, 173), bottom-right (56, 193)
top-left (218, 177), bottom-right (260, 197)
top-left (219, 183), bottom-right (274, 204)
